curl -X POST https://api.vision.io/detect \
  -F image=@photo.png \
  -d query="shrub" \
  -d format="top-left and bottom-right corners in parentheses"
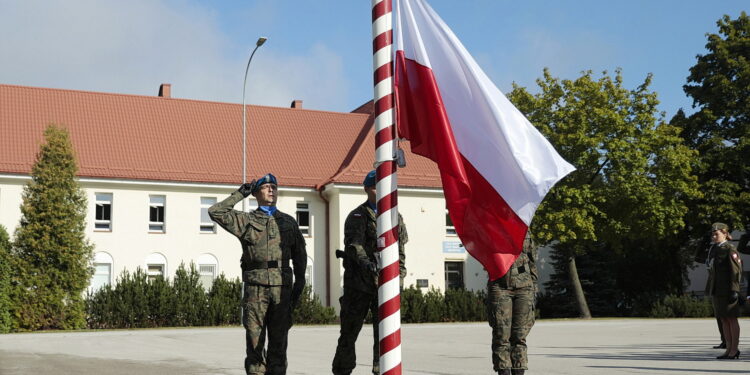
top-left (205, 274), bottom-right (242, 326)
top-left (293, 285), bottom-right (337, 324)
top-left (648, 294), bottom-right (713, 318)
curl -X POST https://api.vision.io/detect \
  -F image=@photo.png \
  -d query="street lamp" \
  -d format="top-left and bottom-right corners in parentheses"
top-left (242, 36), bottom-right (267, 211)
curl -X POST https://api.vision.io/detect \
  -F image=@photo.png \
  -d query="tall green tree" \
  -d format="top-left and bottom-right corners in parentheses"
top-left (11, 124), bottom-right (94, 330)
top-left (0, 225), bottom-right (12, 332)
top-left (509, 69), bottom-right (700, 318)
top-left (673, 12), bottom-right (750, 237)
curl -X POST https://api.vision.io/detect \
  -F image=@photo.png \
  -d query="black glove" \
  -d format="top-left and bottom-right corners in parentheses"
top-left (730, 291), bottom-right (739, 304)
top-left (238, 180), bottom-right (255, 197)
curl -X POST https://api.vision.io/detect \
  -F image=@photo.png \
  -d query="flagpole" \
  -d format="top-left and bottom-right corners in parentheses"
top-left (372, 1), bottom-right (401, 374)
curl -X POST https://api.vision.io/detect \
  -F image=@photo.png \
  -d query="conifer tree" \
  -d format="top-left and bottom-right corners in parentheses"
top-left (0, 225), bottom-right (11, 332)
top-left (11, 124), bottom-right (94, 330)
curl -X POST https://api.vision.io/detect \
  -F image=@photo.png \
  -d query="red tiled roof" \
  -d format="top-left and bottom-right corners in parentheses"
top-left (0, 84), bottom-right (441, 189)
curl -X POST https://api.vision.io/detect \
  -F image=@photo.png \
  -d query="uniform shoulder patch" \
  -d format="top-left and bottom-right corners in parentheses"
top-left (353, 213), bottom-right (362, 217)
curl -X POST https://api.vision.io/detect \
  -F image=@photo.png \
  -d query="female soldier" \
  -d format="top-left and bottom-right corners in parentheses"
top-left (705, 222), bottom-right (742, 359)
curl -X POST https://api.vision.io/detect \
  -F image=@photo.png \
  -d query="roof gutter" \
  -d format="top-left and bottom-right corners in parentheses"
top-left (316, 183), bottom-right (332, 306)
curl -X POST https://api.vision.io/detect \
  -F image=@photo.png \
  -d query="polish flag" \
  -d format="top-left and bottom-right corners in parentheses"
top-left (392, 0), bottom-right (576, 280)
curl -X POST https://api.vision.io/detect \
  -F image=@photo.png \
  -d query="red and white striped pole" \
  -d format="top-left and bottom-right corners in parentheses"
top-left (372, 1), bottom-right (401, 374)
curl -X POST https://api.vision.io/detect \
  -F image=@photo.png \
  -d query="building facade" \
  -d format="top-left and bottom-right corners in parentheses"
top-left (0, 83), bottom-right (493, 311)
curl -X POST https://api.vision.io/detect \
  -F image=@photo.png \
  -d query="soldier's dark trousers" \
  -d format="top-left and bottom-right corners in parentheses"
top-left (487, 284), bottom-right (535, 371)
top-left (332, 288), bottom-right (379, 375)
top-left (243, 284), bottom-right (292, 375)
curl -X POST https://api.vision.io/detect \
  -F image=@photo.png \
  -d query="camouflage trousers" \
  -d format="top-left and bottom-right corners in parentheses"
top-left (332, 288), bottom-right (379, 375)
top-left (486, 282), bottom-right (535, 371)
top-left (243, 283), bottom-right (293, 375)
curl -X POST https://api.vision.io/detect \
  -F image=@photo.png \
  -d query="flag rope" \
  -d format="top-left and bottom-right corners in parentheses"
top-left (372, 1), bottom-right (401, 374)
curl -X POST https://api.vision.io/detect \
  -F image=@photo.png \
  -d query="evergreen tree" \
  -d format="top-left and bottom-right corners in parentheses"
top-left (0, 225), bottom-right (11, 332)
top-left (673, 12), bottom-right (750, 239)
top-left (11, 124), bottom-right (94, 330)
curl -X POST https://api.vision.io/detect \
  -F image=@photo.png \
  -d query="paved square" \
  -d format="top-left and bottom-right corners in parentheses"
top-left (0, 319), bottom-right (747, 374)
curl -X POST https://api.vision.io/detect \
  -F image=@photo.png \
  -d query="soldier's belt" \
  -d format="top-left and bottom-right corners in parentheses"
top-left (246, 260), bottom-right (290, 270)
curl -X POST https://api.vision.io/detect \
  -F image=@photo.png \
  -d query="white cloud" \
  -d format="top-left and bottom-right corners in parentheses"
top-left (0, 0), bottom-right (349, 110)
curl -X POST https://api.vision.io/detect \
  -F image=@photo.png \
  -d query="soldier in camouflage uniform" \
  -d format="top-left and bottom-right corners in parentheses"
top-left (332, 170), bottom-right (407, 375)
top-left (486, 232), bottom-right (537, 375)
top-left (209, 173), bottom-right (307, 375)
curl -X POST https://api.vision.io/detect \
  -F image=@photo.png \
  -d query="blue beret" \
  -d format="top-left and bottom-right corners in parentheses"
top-left (363, 170), bottom-right (377, 187)
top-left (252, 173), bottom-right (278, 193)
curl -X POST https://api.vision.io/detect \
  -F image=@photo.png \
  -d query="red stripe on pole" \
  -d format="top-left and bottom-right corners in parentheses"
top-left (374, 64), bottom-right (393, 85)
top-left (372, 0), bottom-right (391, 20)
top-left (376, 162), bottom-right (393, 183)
top-left (374, 95), bottom-right (394, 117)
top-left (379, 329), bottom-right (401, 354)
top-left (373, 30), bottom-right (393, 53)
top-left (378, 262), bottom-right (400, 286)
top-left (375, 128), bottom-right (395, 149)
top-left (376, 191), bottom-right (396, 214)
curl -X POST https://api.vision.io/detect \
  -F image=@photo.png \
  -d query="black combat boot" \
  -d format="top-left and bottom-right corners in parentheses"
top-left (511, 370), bottom-right (525, 375)
top-left (498, 370), bottom-right (511, 375)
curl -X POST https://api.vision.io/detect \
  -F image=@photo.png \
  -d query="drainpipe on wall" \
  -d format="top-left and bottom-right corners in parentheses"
top-left (317, 185), bottom-right (331, 306)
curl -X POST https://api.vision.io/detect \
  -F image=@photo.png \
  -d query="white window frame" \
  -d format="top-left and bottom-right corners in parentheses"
top-left (89, 252), bottom-right (114, 291)
top-left (145, 253), bottom-right (167, 281)
top-left (197, 253), bottom-right (219, 290)
top-left (296, 202), bottom-right (311, 237)
top-left (200, 197), bottom-right (217, 233)
top-left (94, 193), bottom-right (113, 231)
top-left (444, 261), bottom-right (465, 290)
top-left (446, 209), bottom-right (456, 236)
top-left (149, 195), bottom-right (166, 233)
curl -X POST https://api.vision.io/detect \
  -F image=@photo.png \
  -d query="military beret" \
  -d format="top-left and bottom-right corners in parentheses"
top-left (711, 222), bottom-right (729, 231)
top-left (252, 173), bottom-right (277, 194)
top-left (363, 170), bottom-right (377, 187)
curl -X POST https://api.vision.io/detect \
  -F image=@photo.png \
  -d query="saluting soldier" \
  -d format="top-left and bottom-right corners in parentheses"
top-left (332, 170), bottom-right (408, 375)
top-left (705, 222), bottom-right (742, 360)
top-left (209, 173), bottom-right (307, 375)
top-left (487, 232), bottom-right (538, 375)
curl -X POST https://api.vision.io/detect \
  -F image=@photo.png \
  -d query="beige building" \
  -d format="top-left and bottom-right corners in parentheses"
top-left (0, 83), bottom-right (490, 311)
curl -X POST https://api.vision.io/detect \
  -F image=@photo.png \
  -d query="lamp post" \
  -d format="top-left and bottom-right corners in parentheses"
top-left (242, 36), bottom-right (267, 211)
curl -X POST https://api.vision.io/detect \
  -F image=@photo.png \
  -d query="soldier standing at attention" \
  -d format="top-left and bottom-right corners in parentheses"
top-left (487, 232), bottom-right (538, 375)
top-left (705, 222), bottom-right (742, 360)
top-left (332, 170), bottom-right (408, 375)
top-left (209, 173), bottom-right (307, 375)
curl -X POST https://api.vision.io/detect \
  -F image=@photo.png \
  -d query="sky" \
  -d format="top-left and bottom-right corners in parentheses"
top-left (0, 0), bottom-right (746, 121)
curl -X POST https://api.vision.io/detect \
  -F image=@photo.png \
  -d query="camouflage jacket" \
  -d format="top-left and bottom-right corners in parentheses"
top-left (208, 191), bottom-right (307, 287)
top-left (342, 202), bottom-right (408, 293)
top-left (494, 234), bottom-right (538, 290)
top-left (706, 242), bottom-right (742, 297)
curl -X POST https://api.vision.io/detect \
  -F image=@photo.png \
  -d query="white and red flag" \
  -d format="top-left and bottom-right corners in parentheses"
top-left (392, 0), bottom-right (576, 280)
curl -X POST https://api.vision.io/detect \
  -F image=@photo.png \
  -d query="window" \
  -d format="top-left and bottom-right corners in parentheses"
top-left (446, 210), bottom-right (456, 235)
top-left (197, 254), bottom-right (219, 290)
top-left (445, 261), bottom-right (464, 290)
top-left (91, 263), bottom-right (111, 291)
top-left (89, 252), bottom-right (113, 291)
top-left (149, 195), bottom-right (166, 232)
top-left (296, 202), bottom-right (310, 236)
top-left (147, 264), bottom-right (164, 281)
top-left (145, 253), bottom-right (167, 282)
top-left (200, 197), bottom-right (217, 233)
top-left (304, 256), bottom-right (314, 290)
top-left (95, 193), bottom-right (112, 231)
top-left (199, 264), bottom-right (216, 290)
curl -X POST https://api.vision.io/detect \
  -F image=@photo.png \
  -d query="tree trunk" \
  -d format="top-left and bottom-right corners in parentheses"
top-left (568, 255), bottom-right (592, 319)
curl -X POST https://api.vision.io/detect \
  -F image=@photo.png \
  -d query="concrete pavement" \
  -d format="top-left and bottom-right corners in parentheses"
top-left (0, 319), bottom-right (748, 374)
